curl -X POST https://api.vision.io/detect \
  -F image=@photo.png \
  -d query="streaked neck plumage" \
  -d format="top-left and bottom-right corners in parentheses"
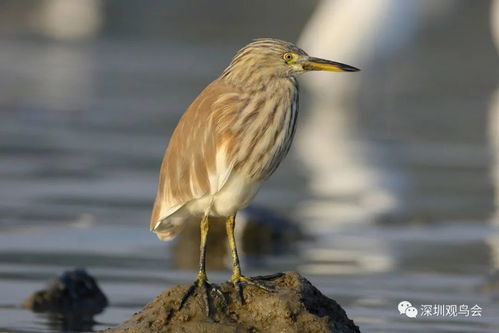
top-left (219, 71), bottom-right (299, 181)
top-left (221, 63), bottom-right (298, 94)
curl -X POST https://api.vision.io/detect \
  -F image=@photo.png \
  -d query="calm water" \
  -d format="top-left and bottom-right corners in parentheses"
top-left (1, 24), bottom-right (499, 333)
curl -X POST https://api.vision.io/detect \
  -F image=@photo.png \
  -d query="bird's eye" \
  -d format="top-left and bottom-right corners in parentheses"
top-left (283, 53), bottom-right (295, 62)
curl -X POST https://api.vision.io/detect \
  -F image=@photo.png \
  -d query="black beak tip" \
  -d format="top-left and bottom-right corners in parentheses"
top-left (342, 65), bottom-right (360, 72)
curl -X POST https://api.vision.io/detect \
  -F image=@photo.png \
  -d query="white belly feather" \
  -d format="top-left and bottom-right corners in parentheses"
top-left (179, 172), bottom-right (260, 218)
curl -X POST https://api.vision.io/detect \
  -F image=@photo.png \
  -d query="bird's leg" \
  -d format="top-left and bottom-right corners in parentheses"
top-left (179, 215), bottom-right (224, 317)
top-left (226, 215), bottom-right (280, 304)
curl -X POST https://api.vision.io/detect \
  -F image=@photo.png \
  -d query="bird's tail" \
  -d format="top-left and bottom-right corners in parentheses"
top-left (151, 216), bottom-right (186, 241)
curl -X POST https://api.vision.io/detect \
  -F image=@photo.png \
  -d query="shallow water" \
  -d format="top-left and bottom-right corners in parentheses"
top-left (1, 221), bottom-right (499, 332)
top-left (1, 13), bottom-right (499, 333)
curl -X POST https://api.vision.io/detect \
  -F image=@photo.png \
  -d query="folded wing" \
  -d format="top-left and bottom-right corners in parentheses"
top-left (150, 79), bottom-right (246, 240)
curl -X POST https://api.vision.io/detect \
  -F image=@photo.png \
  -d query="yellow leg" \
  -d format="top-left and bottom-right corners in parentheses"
top-left (226, 215), bottom-right (242, 280)
top-left (179, 215), bottom-right (224, 317)
top-left (197, 215), bottom-right (209, 282)
top-left (226, 215), bottom-right (278, 303)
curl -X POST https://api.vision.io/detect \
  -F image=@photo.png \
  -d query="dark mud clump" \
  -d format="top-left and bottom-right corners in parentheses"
top-left (22, 268), bottom-right (108, 313)
top-left (22, 269), bottom-right (108, 332)
top-left (102, 271), bottom-right (360, 333)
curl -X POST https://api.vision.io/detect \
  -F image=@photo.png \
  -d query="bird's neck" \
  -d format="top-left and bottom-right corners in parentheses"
top-left (221, 69), bottom-right (297, 94)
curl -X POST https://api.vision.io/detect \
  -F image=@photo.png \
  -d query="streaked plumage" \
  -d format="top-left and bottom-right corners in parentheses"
top-left (149, 38), bottom-right (359, 314)
top-left (151, 39), bottom-right (301, 240)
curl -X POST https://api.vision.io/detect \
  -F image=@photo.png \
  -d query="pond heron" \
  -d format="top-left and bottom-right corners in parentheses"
top-left (150, 38), bottom-right (359, 314)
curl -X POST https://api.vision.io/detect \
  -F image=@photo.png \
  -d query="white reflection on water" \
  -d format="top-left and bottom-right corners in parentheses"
top-left (294, 0), bottom-right (481, 278)
top-left (296, 0), bottom-right (421, 228)
top-left (295, 0), bottom-right (422, 276)
top-left (488, 88), bottom-right (499, 270)
top-left (35, 44), bottom-right (95, 112)
top-left (296, 0), bottom-right (465, 224)
top-left (33, 0), bottom-right (102, 40)
top-left (487, 0), bottom-right (499, 272)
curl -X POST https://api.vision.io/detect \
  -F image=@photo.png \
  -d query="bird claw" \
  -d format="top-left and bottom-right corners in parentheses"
top-left (179, 276), bottom-right (226, 319)
top-left (231, 274), bottom-right (280, 304)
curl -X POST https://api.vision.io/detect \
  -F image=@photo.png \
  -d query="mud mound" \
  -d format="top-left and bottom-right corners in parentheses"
top-left (102, 271), bottom-right (360, 333)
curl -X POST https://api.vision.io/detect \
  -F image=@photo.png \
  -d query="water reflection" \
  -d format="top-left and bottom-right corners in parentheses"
top-left (295, 0), bottom-right (423, 276)
top-left (33, 0), bottom-right (102, 40)
top-left (172, 206), bottom-right (302, 270)
top-left (296, 0), bottom-right (468, 227)
top-left (34, 44), bottom-right (95, 113)
top-left (37, 311), bottom-right (98, 333)
top-left (487, 0), bottom-right (499, 277)
top-left (296, 0), bottom-right (421, 228)
top-left (489, 88), bottom-right (499, 273)
top-left (294, 0), bottom-right (496, 278)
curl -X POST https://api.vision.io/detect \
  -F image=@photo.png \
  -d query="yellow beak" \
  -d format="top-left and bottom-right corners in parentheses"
top-left (302, 57), bottom-right (360, 72)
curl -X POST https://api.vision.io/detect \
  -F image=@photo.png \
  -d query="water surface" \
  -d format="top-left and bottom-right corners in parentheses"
top-left (1, 27), bottom-right (499, 333)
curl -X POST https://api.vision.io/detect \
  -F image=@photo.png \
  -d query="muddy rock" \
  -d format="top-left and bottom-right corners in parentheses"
top-left (102, 272), bottom-right (360, 333)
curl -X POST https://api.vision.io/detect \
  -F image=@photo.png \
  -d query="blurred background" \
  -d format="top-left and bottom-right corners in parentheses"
top-left (1, 0), bottom-right (499, 332)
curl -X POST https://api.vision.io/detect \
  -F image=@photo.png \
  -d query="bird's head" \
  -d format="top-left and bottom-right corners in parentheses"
top-left (221, 38), bottom-right (359, 89)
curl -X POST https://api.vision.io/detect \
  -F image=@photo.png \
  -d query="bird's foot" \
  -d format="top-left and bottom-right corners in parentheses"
top-left (230, 272), bottom-right (283, 304)
top-left (179, 272), bottom-right (226, 319)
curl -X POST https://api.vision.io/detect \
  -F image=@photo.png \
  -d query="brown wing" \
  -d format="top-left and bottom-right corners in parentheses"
top-left (150, 79), bottom-right (245, 237)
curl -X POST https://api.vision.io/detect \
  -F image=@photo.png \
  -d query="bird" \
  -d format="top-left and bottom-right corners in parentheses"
top-left (150, 38), bottom-right (359, 315)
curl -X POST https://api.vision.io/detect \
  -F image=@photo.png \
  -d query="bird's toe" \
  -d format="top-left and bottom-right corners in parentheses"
top-left (230, 274), bottom-right (277, 304)
top-left (179, 277), bottom-right (226, 320)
